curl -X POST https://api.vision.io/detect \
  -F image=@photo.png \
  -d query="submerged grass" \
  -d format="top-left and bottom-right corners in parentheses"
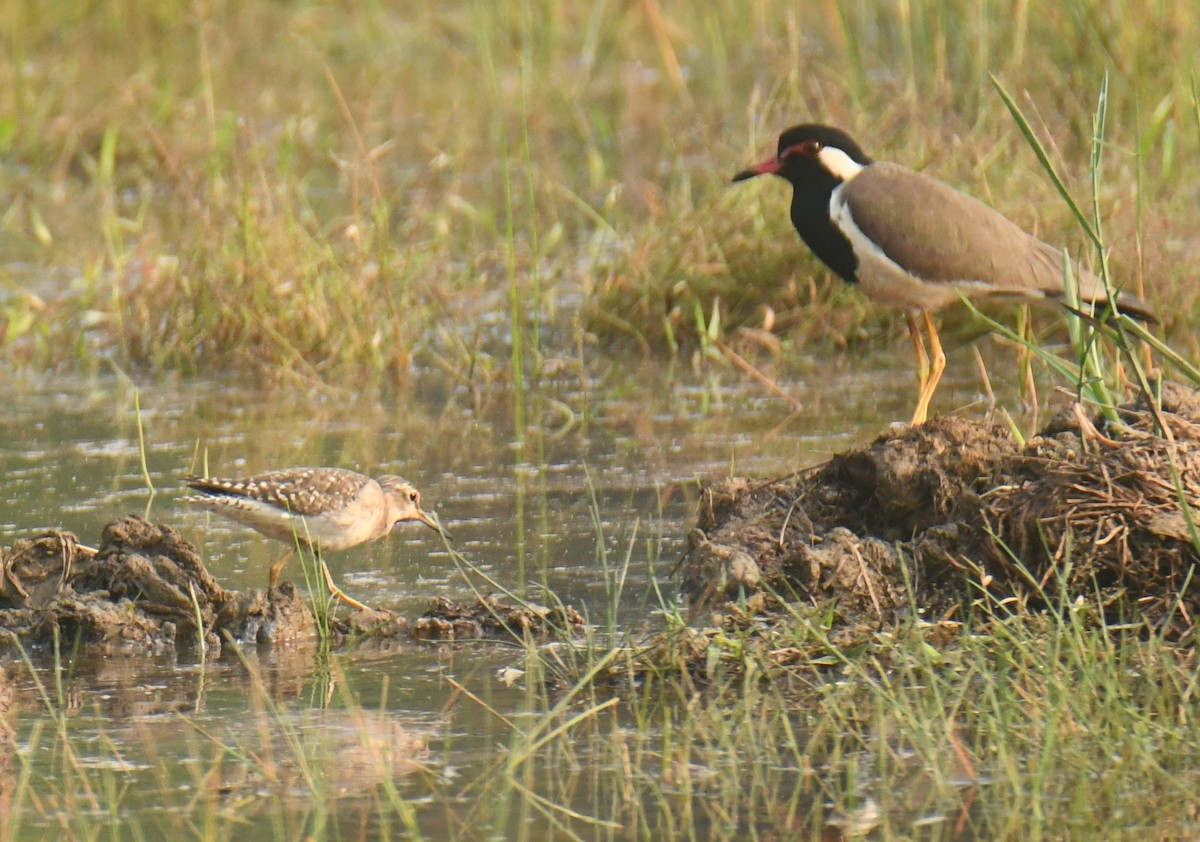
top-left (438, 578), bottom-right (1200, 838)
top-left (3, 1), bottom-right (1200, 839)
top-left (3, 519), bottom-right (1200, 838)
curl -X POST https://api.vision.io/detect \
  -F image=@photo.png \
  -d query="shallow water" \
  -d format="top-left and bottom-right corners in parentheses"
top-left (0, 345), bottom-right (1008, 838)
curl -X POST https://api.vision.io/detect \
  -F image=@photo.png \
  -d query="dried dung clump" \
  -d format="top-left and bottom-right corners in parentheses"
top-left (413, 595), bottom-right (586, 641)
top-left (679, 384), bottom-right (1200, 636)
top-left (0, 517), bottom-right (582, 658)
top-left (0, 517), bottom-right (312, 656)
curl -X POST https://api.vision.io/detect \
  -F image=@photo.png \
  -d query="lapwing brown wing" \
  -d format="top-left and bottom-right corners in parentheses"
top-left (734, 124), bottom-right (1153, 424)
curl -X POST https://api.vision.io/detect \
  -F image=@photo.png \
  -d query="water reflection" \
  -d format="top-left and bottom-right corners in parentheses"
top-left (0, 343), bottom-right (1015, 837)
top-left (1, 352), bottom-right (911, 603)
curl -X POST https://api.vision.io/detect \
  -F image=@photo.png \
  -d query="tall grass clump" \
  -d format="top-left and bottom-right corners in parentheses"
top-left (0, 2), bottom-right (1196, 378)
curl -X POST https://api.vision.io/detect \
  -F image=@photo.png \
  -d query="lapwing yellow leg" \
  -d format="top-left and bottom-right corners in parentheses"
top-left (733, 124), bottom-right (1155, 423)
top-left (910, 310), bottom-right (946, 425)
top-left (907, 313), bottom-right (930, 418)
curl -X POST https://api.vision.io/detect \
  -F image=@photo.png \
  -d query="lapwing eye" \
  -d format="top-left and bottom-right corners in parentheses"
top-left (781, 140), bottom-right (822, 160)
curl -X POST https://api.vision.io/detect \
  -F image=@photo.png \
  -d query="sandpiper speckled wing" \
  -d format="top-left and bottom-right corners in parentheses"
top-left (186, 467), bottom-right (373, 517)
top-left (183, 467), bottom-right (449, 612)
top-left (184, 467), bottom-right (447, 552)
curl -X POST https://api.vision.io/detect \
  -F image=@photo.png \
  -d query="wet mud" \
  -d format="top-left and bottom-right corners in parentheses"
top-left (679, 384), bottom-right (1200, 639)
top-left (0, 517), bottom-right (580, 659)
top-left (4, 385), bottom-right (1198, 668)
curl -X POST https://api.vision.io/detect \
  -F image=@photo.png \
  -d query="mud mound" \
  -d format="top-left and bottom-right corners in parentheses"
top-left (0, 516), bottom-right (313, 656)
top-left (412, 595), bottom-right (586, 641)
top-left (0, 517), bottom-right (581, 658)
top-left (680, 385), bottom-right (1200, 636)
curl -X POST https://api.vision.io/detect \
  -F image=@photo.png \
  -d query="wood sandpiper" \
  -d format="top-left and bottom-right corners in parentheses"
top-left (183, 467), bottom-right (449, 611)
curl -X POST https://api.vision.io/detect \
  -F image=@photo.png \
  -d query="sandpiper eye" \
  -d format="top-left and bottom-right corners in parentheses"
top-left (409, 491), bottom-right (420, 504)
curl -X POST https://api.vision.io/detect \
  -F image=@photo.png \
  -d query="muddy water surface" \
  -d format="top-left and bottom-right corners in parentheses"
top-left (0, 347), bottom-right (999, 837)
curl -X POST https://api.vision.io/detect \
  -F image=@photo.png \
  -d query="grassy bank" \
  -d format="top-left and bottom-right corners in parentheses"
top-left (3, 2), bottom-right (1200, 839)
top-left (1, 1), bottom-right (1197, 379)
top-left (4, 564), bottom-right (1199, 839)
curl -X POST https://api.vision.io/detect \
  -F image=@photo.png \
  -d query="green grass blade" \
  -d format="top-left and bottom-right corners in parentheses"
top-left (990, 75), bottom-right (1101, 247)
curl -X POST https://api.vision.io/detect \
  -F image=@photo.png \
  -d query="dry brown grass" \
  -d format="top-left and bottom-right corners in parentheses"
top-left (0, 1), bottom-right (1196, 378)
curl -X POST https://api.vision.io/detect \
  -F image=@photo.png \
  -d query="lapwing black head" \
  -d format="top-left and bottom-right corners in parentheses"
top-left (732, 124), bottom-right (872, 188)
top-left (733, 123), bottom-right (1154, 425)
top-left (734, 125), bottom-right (876, 287)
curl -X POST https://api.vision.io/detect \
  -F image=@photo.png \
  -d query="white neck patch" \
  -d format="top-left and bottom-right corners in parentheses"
top-left (817, 147), bottom-right (865, 181)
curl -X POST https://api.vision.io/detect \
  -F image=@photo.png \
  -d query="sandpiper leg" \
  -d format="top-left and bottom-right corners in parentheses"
top-left (269, 548), bottom-right (295, 588)
top-left (319, 558), bottom-right (372, 612)
top-left (910, 310), bottom-right (946, 425)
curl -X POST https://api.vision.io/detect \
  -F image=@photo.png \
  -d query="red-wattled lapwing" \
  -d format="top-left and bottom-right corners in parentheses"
top-left (733, 124), bottom-right (1153, 424)
top-left (184, 468), bottom-right (450, 611)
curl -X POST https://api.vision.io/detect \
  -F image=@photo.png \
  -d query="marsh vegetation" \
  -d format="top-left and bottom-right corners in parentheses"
top-left (2, 1), bottom-right (1200, 838)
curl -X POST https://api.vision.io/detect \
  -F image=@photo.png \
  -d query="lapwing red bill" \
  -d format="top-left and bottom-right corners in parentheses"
top-left (733, 124), bottom-right (1154, 424)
